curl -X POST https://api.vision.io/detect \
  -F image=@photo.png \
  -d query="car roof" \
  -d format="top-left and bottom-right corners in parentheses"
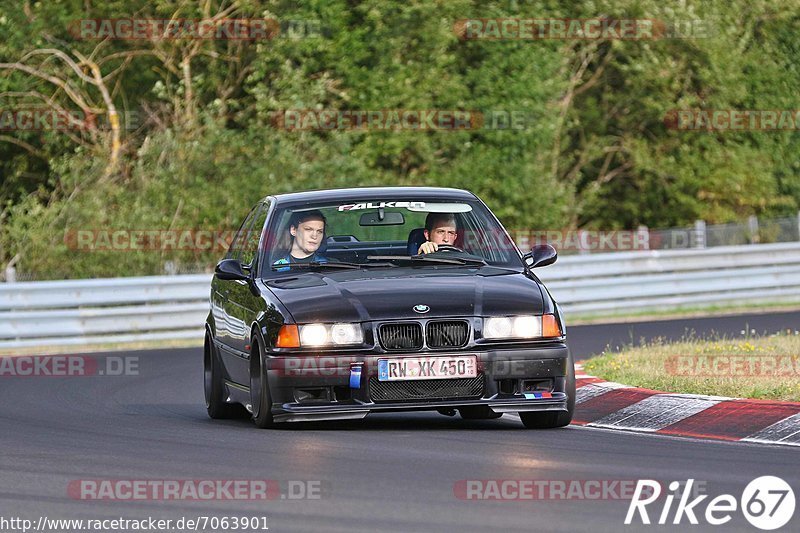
top-left (267, 186), bottom-right (478, 206)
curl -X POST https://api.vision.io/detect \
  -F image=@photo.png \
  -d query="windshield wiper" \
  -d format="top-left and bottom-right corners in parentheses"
top-left (271, 260), bottom-right (401, 271)
top-left (271, 261), bottom-right (364, 271)
top-left (366, 255), bottom-right (487, 266)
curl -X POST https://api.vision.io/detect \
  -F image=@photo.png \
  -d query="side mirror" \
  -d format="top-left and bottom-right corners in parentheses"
top-left (215, 258), bottom-right (249, 281)
top-left (523, 244), bottom-right (558, 269)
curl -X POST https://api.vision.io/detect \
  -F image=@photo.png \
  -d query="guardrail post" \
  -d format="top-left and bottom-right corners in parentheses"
top-left (577, 229), bottom-right (589, 255)
top-left (796, 211), bottom-right (800, 241)
top-left (3, 264), bottom-right (16, 284)
top-left (636, 225), bottom-right (650, 250)
top-left (748, 215), bottom-right (760, 244)
top-left (692, 220), bottom-right (706, 249)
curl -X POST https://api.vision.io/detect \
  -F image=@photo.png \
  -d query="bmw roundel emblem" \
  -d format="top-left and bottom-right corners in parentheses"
top-left (413, 304), bottom-right (430, 314)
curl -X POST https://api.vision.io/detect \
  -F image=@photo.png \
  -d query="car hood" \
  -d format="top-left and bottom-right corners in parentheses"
top-left (264, 269), bottom-right (544, 323)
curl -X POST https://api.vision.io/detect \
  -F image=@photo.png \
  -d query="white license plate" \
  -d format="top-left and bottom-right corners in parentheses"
top-left (377, 356), bottom-right (477, 381)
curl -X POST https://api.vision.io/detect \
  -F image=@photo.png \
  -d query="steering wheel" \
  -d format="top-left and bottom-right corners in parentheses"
top-left (435, 244), bottom-right (464, 253)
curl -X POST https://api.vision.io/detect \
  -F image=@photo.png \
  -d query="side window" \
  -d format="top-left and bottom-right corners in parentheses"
top-left (240, 202), bottom-right (269, 267)
top-left (227, 206), bottom-right (259, 261)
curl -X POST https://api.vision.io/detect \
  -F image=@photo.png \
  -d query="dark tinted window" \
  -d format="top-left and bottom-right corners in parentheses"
top-left (227, 205), bottom-right (259, 262)
top-left (261, 199), bottom-right (522, 276)
top-left (240, 202), bottom-right (270, 267)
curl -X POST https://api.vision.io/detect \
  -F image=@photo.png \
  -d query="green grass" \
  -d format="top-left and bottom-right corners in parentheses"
top-left (0, 337), bottom-right (203, 357)
top-left (583, 332), bottom-right (800, 401)
top-left (567, 301), bottom-right (800, 325)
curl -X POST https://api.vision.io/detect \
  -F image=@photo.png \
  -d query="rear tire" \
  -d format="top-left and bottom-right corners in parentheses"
top-left (204, 333), bottom-right (247, 419)
top-left (250, 339), bottom-right (278, 428)
top-left (519, 352), bottom-right (576, 429)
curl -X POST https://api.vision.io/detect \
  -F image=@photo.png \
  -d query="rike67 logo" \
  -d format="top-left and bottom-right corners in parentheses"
top-left (626, 477), bottom-right (795, 530)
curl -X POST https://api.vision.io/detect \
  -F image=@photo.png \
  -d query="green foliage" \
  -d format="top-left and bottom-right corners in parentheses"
top-left (1, 0), bottom-right (799, 278)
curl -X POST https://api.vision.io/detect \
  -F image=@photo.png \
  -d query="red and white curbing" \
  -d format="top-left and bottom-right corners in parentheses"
top-left (572, 364), bottom-right (800, 446)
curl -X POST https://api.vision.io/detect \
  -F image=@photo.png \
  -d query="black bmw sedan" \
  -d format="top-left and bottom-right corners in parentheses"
top-left (205, 187), bottom-right (574, 429)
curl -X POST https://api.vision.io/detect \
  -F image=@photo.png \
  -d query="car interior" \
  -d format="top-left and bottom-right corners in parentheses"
top-left (320, 230), bottom-right (425, 263)
top-left (268, 208), bottom-right (490, 267)
top-left (322, 225), bottom-right (467, 263)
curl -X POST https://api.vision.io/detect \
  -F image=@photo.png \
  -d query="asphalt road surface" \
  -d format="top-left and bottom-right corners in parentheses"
top-left (1, 313), bottom-right (798, 532)
top-left (567, 309), bottom-right (800, 357)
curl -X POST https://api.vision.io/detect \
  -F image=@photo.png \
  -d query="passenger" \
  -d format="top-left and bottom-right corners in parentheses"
top-left (418, 213), bottom-right (459, 254)
top-left (273, 210), bottom-right (329, 268)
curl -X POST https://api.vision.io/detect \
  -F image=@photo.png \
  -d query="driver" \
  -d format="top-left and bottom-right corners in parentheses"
top-left (273, 210), bottom-right (329, 268)
top-left (418, 212), bottom-right (459, 254)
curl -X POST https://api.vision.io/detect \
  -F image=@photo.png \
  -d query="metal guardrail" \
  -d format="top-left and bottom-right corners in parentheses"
top-left (536, 241), bottom-right (800, 313)
top-left (0, 275), bottom-right (212, 348)
top-left (2, 242), bottom-right (799, 348)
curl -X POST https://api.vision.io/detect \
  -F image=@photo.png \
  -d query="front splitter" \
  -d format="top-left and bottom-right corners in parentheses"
top-left (273, 393), bottom-right (568, 423)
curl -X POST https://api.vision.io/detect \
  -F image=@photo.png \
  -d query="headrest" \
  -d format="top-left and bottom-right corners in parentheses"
top-left (407, 228), bottom-right (427, 255)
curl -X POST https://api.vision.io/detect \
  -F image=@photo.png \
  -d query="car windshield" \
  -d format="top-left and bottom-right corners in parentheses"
top-left (260, 198), bottom-right (523, 277)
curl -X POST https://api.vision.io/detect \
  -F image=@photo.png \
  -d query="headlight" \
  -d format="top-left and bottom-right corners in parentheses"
top-left (484, 317), bottom-right (514, 339)
top-left (483, 314), bottom-right (561, 340)
top-left (512, 316), bottom-right (541, 337)
top-left (299, 324), bottom-right (329, 346)
top-left (330, 323), bottom-right (362, 345)
top-left (298, 323), bottom-right (363, 346)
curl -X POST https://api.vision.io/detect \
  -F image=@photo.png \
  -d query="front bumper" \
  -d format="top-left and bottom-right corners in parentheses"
top-left (265, 345), bottom-right (571, 423)
top-left (272, 394), bottom-right (568, 423)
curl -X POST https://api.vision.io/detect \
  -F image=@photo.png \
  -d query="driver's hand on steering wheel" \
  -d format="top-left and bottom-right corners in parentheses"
top-left (418, 241), bottom-right (438, 254)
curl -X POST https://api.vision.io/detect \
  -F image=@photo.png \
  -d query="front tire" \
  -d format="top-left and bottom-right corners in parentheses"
top-left (204, 333), bottom-right (247, 419)
top-left (250, 339), bottom-right (278, 428)
top-left (519, 352), bottom-right (576, 429)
